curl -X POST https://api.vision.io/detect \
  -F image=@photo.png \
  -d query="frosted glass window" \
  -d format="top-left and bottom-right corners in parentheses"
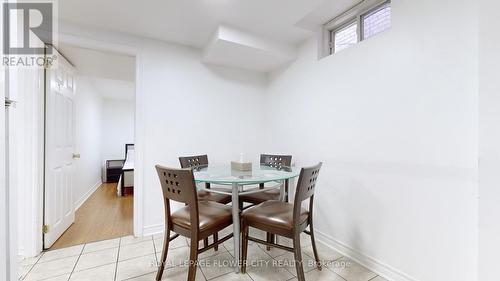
top-left (362, 3), bottom-right (391, 40)
top-left (333, 22), bottom-right (358, 53)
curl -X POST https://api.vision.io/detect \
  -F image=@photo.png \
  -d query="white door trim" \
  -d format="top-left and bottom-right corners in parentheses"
top-left (132, 52), bottom-right (144, 237)
top-left (15, 65), bottom-right (45, 257)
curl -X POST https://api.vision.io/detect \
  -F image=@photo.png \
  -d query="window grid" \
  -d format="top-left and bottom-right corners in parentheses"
top-left (328, 0), bottom-right (391, 55)
top-left (333, 22), bottom-right (358, 53)
top-left (362, 3), bottom-right (391, 40)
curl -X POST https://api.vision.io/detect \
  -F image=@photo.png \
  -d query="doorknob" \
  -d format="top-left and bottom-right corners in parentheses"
top-left (72, 153), bottom-right (81, 159)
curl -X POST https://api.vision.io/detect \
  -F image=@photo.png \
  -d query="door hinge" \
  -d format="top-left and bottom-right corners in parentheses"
top-left (42, 225), bottom-right (49, 234)
top-left (5, 98), bottom-right (16, 107)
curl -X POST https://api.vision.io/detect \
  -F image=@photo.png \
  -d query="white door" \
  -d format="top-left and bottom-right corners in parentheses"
top-left (44, 49), bottom-right (77, 248)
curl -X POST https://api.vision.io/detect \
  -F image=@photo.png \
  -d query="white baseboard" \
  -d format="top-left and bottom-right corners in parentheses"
top-left (315, 229), bottom-right (420, 281)
top-left (75, 180), bottom-right (102, 210)
top-left (143, 224), bottom-right (165, 237)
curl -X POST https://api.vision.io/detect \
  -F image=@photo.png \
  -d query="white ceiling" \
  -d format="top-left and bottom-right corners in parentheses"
top-left (59, 43), bottom-right (135, 101)
top-left (59, 0), bottom-right (356, 49)
top-left (296, 0), bottom-right (359, 31)
top-left (59, 43), bottom-right (135, 81)
top-left (59, 0), bottom-right (358, 73)
top-left (91, 78), bottom-right (135, 101)
top-left (202, 25), bottom-right (297, 72)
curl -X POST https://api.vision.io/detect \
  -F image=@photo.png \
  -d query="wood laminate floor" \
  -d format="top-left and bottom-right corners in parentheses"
top-left (50, 183), bottom-right (133, 250)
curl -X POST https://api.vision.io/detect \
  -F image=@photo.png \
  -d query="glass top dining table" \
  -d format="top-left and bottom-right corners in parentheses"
top-left (193, 163), bottom-right (300, 185)
top-left (192, 163), bottom-right (300, 273)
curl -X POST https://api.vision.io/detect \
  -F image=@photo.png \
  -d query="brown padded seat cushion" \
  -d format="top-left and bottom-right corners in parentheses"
top-left (239, 188), bottom-right (280, 204)
top-left (171, 201), bottom-right (232, 232)
top-left (197, 188), bottom-right (232, 204)
top-left (242, 200), bottom-right (309, 230)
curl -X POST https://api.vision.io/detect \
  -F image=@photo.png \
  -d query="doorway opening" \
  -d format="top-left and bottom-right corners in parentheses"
top-left (44, 44), bottom-right (136, 250)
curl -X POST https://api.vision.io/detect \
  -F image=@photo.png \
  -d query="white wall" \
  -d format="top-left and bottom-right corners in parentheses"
top-left (101, 99), bottom-right (135, 162)
top-left (74, 76), bottom-right (104, 207)
top-left (265, 1), bottom-right (478, 281)
top-left (479, 0), bottom-right (500, 280)
top-left (139, 43), bottom-right (267, 231)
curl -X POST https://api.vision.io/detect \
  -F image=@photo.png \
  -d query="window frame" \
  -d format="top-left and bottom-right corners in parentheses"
top-left (360, 1), bottom-right (392, 41)
top-left (322, 0), bottom-right (391, 56)
top-left (330, 19), bottom-right (358, 54)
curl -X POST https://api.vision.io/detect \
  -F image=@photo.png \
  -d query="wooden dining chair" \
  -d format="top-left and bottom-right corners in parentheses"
top-left (179, 155), bottom-right (231, 250)
top-left (155, 165), bottom-right (233, 281)
top-left (239, 154), bottom-right (293, 206)
top-left (179, 155), bottom-right (232, 204)
top-left (240, 163), bottom-right (323, 281)
top-left (239, 154), bottom-right (292, 249)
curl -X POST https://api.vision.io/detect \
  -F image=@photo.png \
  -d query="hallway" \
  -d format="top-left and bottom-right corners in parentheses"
top-left (50, 183), bottom-right (133, 250)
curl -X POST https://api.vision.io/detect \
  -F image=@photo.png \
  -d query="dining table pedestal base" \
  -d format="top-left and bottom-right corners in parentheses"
top-left (231, 183), bottom-right (241, 273)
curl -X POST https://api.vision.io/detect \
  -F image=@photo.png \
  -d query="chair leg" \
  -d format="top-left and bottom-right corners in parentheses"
top-left (213, 233), bottom-right (218, 251)
top-left (266, 232), bottom-right (272, 251)
top-left (203, 238), bottom-right (209, 248)
top-left (285, 179), bottom-right (289, 202)
top-left (293, 232), bottom-right (306, 281)
top-left (155, 228), bottom-right (171, 281)
top-left (266, 233), bottom-right (276, 250)
top-left (241, 223), bottom-right (249, 274)
top-left (187, 238), bottom-right (199, 281)
top-left (309, 222), bottom-right (321, 270)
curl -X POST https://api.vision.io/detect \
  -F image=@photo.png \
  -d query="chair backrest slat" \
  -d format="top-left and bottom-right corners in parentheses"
top-left (179, 155), bottom-right (209, 169)
top-left (156, 165), bottom-right (198, 205)
top-left (260, 154), bottom-right (292, 169)
top-left (155, 165), bottom-right (200, 235)
top-left (293, 163), bottom-right (322, 221)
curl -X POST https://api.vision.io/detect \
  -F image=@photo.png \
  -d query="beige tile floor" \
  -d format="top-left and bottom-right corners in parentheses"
top-left (18, 228), bottom-right (388, 281)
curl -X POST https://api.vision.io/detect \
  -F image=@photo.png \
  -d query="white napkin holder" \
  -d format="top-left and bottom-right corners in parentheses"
top-left (231, 161), bottom-right (252, 171)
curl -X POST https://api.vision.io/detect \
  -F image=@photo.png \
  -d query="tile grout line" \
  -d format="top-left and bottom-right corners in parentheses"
top-left (151, 235), bottom-right (158, 255)
top-left (113, 237), bottom-right (122, 281)
top-left (246, 271), bottom-right (255, 281)
top-left (195, 237), bottom-right (209, 281)
top-left (197, 247), bottom-right (209, 281)
top-left (322, 255), bottom-right (348, 281)
top-left (151, 235), bottom-right (158, 264)
top-left (20, 253), bottom-right (44, 281)
top-left (265, 242), bottom-right (349, 281)
top-left (198, 263), bottom-right (209, 281)
top-left (206, 270), bottom-right (240, 281)
top-left (121, 271), bottom-right (155, 281)
top-left (67, 244), bottom-right (86, 281)
top-left (151, 235), bottom-right (161, 279)
top-left (48, 245), bottom-right (122, 276)
top-left (80, 239), bottom-right (121, 254)
top-left (33, 254), bottom-right (82, 265)
top-left (199, 249), bottom-right (233, 280)
top-left (66, 262), bottom-right (119, 275)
